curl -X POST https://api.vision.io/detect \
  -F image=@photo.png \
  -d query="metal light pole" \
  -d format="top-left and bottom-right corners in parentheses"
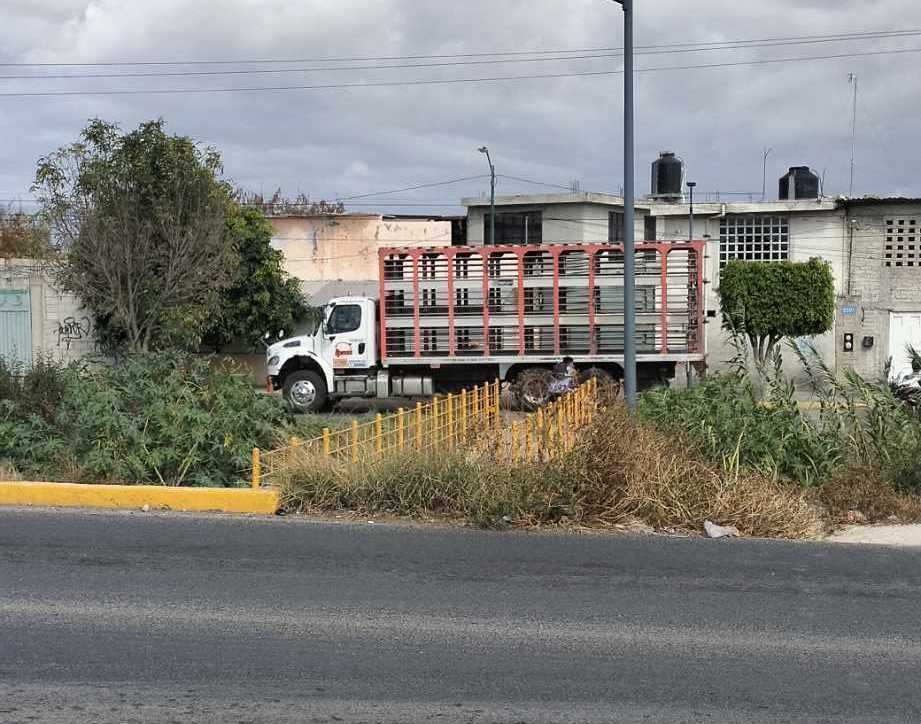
top-left (611, 0), bottom-right (636, 412)
top-left (848, 73), bottom-right (858, 197)
top-left (687, 181), bottom-right (696, 241)
top-left (479, 146), bottom-right (496, 244)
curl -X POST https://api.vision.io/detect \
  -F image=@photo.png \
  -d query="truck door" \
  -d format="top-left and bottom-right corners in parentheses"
top-left (324, 301), bottom-right (375, 371)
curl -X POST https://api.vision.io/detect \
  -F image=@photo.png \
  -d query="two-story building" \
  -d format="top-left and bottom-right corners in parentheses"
top-left (462, 168), bottom-right (921, 381)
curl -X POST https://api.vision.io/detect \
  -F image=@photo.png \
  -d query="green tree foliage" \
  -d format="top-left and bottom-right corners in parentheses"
top-left (718, 258), bottom-right (835, 364)
top-left (33, 119), bottom-right (236, 353)
top-left (0, 207), bottom-right (53, 258)
top-left (202, 205), bottom-right (310, 351)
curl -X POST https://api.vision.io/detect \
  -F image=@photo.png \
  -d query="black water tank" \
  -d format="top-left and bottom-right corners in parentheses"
top-left (778, 166), bottom-right (820, 199)
top-left (651, 151), bottom-right (684, 198)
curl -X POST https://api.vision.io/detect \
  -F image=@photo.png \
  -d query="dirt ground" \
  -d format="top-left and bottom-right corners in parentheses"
top-left (824, 524), bottom-right (921, 547)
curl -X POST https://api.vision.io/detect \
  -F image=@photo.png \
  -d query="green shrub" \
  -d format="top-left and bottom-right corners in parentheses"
top-left (638, 373), bottom-right (841, 486)
top-left (0, 352), bottom-right (285, 486)
top-left (639, 341), bottom-right (921, 499)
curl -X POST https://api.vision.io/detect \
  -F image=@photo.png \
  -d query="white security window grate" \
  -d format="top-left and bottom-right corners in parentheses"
top-left (718, 216), bottom-right (789, 266)
top-left (884, 218), bottom-right (919, 267)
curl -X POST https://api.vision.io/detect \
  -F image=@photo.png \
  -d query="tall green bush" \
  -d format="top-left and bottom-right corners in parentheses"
top-left (718, 258), bottom-right (835, 364)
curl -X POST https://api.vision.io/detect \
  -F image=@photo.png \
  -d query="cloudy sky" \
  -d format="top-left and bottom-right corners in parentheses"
top-left (2, 0), bottom-right (921, 214)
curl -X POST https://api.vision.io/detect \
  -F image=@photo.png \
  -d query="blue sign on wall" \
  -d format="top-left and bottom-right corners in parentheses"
top-left (841, 304), bottom-right (858, 316)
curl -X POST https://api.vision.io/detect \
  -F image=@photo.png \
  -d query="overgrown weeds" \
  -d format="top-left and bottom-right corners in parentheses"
top-left (0, 352), bottom-right (286, 486)
top-left (817, 464), bottom-right (921, 524)
top-left (277, 396), bottom-right (821, 539)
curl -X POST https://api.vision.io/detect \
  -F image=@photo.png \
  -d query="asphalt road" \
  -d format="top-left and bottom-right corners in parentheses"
top-left (1, 509), bottom-right (920, 723)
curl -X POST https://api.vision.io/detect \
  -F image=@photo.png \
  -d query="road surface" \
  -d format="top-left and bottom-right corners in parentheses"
top-left (1, 508), bottom-right (919, 723)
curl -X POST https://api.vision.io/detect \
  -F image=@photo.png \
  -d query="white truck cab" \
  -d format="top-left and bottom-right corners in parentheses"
top-left (267, 296), bottom-right (378, 412)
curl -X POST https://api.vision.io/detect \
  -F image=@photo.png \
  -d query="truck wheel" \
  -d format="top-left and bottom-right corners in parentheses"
top-left (514, 368), bottom-right (553, 411)
top-left (580, 367), bottom-right (615, 385)
top-left (283, 370), bottom-right (328, 414)
top-left (580, 367), bottom-right (621, 398)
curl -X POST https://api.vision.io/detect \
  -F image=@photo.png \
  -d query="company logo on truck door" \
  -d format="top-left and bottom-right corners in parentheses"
top-left (334, 342), bottom-right (353, 358)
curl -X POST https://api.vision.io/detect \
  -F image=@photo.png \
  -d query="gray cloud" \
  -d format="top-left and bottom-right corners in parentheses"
top-left (2, 0), bottom-right (920, 212)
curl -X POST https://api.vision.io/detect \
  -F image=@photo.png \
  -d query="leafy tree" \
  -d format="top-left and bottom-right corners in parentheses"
top-left (0, 207), bottom-right (53, 258)
top-left (202, 205), bottom-right (310, 351)
top-left (33, 119), bottom-right (235, 353)
top-left (718, 258), bottom-right (835, 364)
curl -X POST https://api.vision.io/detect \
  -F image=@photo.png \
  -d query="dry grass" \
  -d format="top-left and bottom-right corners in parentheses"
top-left (575, 403), bottom-right (823, 538)
top-left (817, 464), bottom-right (921, 524)
top-left (275, 397), bottom-right (824, 539)
top-left (0, 461), bottom-right (23, 481)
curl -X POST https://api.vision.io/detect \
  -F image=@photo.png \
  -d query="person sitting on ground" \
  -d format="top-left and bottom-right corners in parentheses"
top-left (548, 356), bottom-right (577, 398)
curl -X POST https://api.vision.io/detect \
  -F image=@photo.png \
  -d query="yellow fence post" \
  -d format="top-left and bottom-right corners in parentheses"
top-left (556, 404), bottom-right (565, 455)
top-left (397, 408), bottom-right (405, 449)
top-left (251, 447), bottom-right (261, 488)
top-left (446, 394), bottom-right (454, 450)
top-left (433, 396), bottom-right (440, 445)
top-left (322, 428), bottom-right (331, 457)
top-left (460, 389), bottom-right (468, 440)
top-left (375, 413), bottom-right (383, 456)
top-left (472, 384), bottom-right (479, 420)
top-left (415, 402), bottom-right (423, 448)
top-left (536, 407), bottom-right (545, 458)
top-left (525, 416), bottom-right (533, 461)
top-left (351, 420), bottom-right (359, 461)
top-left (511, 420), bottom-right (519, 463)
top-left (494, 379), bottom-right (501, 430)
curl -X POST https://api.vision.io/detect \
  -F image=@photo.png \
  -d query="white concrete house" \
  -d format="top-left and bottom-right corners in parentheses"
top-left (461, 188), bottom-right (920, 380)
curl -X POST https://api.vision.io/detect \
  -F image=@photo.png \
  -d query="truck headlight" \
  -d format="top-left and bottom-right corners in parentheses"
top-left (268, 356), bottom-right (280, 367)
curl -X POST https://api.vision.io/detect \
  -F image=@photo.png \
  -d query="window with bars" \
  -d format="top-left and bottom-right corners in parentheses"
top-left (884, 218), bottom-right (920, 267)
top-left (483, 211), bottom-right (542, 244)
top-left (718, 215), bottom-right (789, 266)
top-left (420, 253), bottom-right (439, 278)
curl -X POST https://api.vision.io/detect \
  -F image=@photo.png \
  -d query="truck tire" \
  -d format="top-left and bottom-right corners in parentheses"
top-left (580, 367), bottom-right (621, 399)
top-left (283, 370), bottom-right (328, 414)
top-left (514, 368), bottom-right (553, 411)
top-left (580, 367), bottom-right (615, 384)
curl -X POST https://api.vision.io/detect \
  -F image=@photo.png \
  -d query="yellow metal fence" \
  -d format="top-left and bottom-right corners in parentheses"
top-left (252, 380), bottom-right (502, 485)
top-left (500, 377), bottom-right (598, 463)
top-left (249, 377), bottom-right (600, 486)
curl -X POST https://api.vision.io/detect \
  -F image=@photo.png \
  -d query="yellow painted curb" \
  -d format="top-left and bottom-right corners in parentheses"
top-left (0, 481), bottom-right (279, 515)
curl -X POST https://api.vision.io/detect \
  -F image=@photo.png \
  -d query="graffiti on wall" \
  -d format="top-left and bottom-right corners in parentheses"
top-left (54, 316), bottom-right (92, 350)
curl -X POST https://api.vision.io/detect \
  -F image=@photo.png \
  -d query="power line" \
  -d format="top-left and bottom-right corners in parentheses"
top-left (3, 27), bottom-right (919, 68)
top-left (2, 46), bottom-right (919, 98)
top-left (5, 30), bottom-right (921, 80)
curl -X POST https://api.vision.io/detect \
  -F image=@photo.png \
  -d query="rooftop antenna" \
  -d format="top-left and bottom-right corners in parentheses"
top-left (761, 147), bottom-right (772, 201)
top-left (848, 73), bottom-right (858, 197)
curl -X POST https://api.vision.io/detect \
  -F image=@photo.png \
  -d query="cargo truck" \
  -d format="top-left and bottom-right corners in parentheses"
top-left (266, 241), bottom-right (705, 413)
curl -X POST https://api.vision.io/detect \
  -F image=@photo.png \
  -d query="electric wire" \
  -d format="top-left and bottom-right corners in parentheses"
top-left (2, 46), bottom-right (921, 97)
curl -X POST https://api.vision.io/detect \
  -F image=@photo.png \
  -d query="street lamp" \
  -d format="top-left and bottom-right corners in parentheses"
top-left (686, 181), bottom-right (696, 241)
top-left (610, 0), bottom-right (636, 412)
top-left (478, 146), bottom-right (496, 245)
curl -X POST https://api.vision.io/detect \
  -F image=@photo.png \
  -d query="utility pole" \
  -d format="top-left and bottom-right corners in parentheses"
top-left (687, 181), bottom-right (696, 241)
top-left (611, 0), bottom-right (636, 413)
top-left (478, 146), bottom-right (496, 244)
top-left (848, 73), bottom-right (858, 197)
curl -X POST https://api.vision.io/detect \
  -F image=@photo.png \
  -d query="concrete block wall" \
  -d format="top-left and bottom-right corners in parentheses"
top-left (839, 203), bottom-right (921, 378)
top-left (0, 259), bottom-right (99, 364)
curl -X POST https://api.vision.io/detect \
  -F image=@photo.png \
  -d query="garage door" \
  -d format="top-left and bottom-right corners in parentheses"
top-left (0, 289), bottom-right (32, 368)
top-left (889, 312), bottom-right (921, 379)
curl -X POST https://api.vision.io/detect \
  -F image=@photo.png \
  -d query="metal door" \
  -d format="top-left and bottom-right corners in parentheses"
top-left (888, 311), bottom-right (921, 379)
top-left (0, 289), bottom-right (32, 368)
